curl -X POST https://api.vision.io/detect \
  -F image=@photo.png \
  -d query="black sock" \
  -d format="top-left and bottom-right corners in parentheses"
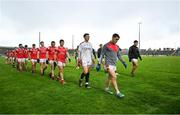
top-left (80, 73), bottom-right (85, 80)
top-left (85, 73), bottom-right (90, 83)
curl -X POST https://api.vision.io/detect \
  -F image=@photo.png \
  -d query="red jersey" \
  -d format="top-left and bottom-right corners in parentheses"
top-left (29, 48), bottom-right (38, 59)
top-left (47, 46), bottom-right (56, 60)
top-left (23, 48), bottom-right (29, 58)
top-left (9, 51), bottom-right (14, 57)
top-left (16, 48), bottom-right (24, 58)
top-left (56, 46), bottom-right (67, 63)
top-left (38, 47), bottom-right (47, 59)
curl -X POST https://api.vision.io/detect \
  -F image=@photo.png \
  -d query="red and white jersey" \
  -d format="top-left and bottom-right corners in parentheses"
top-left (29, 48), bottom-right (38, 59)
top-left (56, 46), bottom-right (67, 63)
top-left (23, 48), bottom-right (29, 58)
top-left (38, 46), bottom-right (47, 59)
top-left (9, 51), bottom-right (14, 57)
top-left (47, 46), bottom-right (56, 60)
top-left (16, 48), bottom-right (24, 58)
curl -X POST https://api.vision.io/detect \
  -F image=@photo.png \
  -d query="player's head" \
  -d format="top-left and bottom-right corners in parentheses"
top-left (111, 33), bottom-right (120, 44)
top-left (32, 44), bottom-right (36, 48)
top-left (40, 41), bottom-right (44, 47)
top-left (19, 44), bottom-right (23, 48)
top-left (83, 33), bottom-right (90, 42)
top-left (59, 39), bottom-right (64, 46)
top-left (51, 41), bottom-right (55, 47)
top-left (25, 45), bottom-right (28, 48)
top-left (134, 40), bottom-right (138, 46)
top-left (99, 44), bottom-right (103, 48)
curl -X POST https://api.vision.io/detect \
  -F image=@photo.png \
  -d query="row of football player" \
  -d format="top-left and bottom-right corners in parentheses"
top-left (5, 33), bottom-right (142, 99)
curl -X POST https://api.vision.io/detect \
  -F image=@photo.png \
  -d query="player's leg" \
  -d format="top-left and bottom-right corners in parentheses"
top-left (58, 66), bottom-right (65, 84)
top-left (108, 66), bottom-right (124, 98)
top-left (57, 61), bottom-right (65, 84)
top-left (131, 59), bottom-right (138, 76)
top-left (31, 60), bottom-right (35, 73)
top-left (85, 66), bottom-right (91, 88)
top-left (49, 61), bottom-right (55, 79)
top-left (40, 62), bottom-right (44, 76)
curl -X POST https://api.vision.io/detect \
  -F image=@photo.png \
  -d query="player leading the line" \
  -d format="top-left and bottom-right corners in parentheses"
top-left (99, 33), bottom-right (127, 98)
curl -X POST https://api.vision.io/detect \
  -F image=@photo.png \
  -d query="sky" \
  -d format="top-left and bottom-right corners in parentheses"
top-left (0, 0), bottom-right (179, 50)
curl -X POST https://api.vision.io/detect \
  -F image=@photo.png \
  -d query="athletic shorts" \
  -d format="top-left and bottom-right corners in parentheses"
top-left (104, 65), bottom-right (116, 72)
top-left (31, 59), bottom-right (37, 62)
top-left (57, 61), bottom-right (65, 67)
top-left (82, 60), bottom-right (92, 67)
top-left (131, 58), bottom-right (138, 63)
top-left (49, 60), bottom-right (56, 65)
top-left (17, 58), bottom-right (25, 63)
top-left (40, 58), bottom-right (46, 63)
top-left (24, 58), bottom-right (28, 61)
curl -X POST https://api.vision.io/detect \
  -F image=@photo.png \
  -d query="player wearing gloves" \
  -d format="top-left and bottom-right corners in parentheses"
top-left (99, 33), bottom-right (127, 99)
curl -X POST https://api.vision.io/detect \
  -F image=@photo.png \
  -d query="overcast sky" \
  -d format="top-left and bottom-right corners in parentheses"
top-left (0, 0), bottom-right (179, 50)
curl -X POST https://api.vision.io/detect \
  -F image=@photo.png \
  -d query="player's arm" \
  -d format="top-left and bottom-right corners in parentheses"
top-left (66, 50), bottom-right (71, 62)
top-left (128, 46), bottom-right (132, 62)
top-left (137, 48), bottom-right (142, 60)
top-left (46, 48), bottom-right (48, 60)
top-left (117, 48), bottom-right (127, 68)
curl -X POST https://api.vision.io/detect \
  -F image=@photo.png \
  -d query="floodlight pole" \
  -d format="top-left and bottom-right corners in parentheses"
top-left (39, 32), bottom-right (41, 48)
top-left (138, 22), bottom-right (142, 50)
top-left (72, 35), bottom-right (74, 50)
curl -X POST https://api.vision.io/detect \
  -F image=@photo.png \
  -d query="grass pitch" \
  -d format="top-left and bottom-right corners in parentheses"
top-left (0, 56), bottom-right (180, 114)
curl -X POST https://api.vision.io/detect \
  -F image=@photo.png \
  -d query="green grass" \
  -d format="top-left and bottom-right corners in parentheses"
top-left (0, 56), bottom-right (180, 114)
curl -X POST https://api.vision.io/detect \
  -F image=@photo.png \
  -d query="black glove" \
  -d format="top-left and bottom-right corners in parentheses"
top-left (68, 58), bottom-right (71, 62)
top-left (122, 61), bottom-right (127, 68)
top-left (37, 59), bottom-right (40, 63)
top-left (46, 59), bottom-right (49, 64)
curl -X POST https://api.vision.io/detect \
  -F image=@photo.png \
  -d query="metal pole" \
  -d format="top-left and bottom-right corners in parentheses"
top-left (39, 32), bottom-right (41, 48)
top-left (72, 35), bottom-right (74, 49)
top-left (138, 22), bottom-right (141, 49)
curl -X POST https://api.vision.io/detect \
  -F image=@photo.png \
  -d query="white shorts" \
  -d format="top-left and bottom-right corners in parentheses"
top-left (82, 60), bottom-right (92, 67)
top-left (40, 59), bottom-right (46, 63)
top-left (24, 58), bottom-right (28, 61)
top-left (104, 65), bottom-right (116, 72)
top-left (49, 60), bottom-right (56, 65)
top-left (57, 61), bottom-right (65, 67)
top-left (131, 58), bottom-right (138, 63)
top-left (17, 58), bottom-right (25, 63)
top-left (31, 59), bottom-right (37, 62)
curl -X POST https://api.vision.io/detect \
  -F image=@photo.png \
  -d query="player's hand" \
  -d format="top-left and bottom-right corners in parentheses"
top-left (122, 61), bottom-right (127, 68)
top-left (96, 63), bottom-right (101, 72)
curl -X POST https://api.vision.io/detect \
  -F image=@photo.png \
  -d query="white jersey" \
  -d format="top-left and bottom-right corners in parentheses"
top-left (78, 41), bottom-right (93, 62)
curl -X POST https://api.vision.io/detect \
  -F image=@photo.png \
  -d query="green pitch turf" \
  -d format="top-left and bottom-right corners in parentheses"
top-left (0, 56), bottom-right (180, 114)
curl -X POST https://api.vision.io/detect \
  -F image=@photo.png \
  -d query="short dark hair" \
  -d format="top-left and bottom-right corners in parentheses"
top-left (112, 33), bottom-right (120, 38)
top-left (25, 45), bottom-right (28, 48)
top-left (134, 40), bottom-right (138, 43)
top-left (19, 44), bottom-right (22, 47)
top-left (51, 41), bottom-right (55, 44)
top-left (32, 44), bottom-right (35, 46)
top-left (59, 39), bottom-right (64, 43)
top-left (40, 41), bottom-right (44, 44)
top-left (83, 33), bottom-right (89, 38)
